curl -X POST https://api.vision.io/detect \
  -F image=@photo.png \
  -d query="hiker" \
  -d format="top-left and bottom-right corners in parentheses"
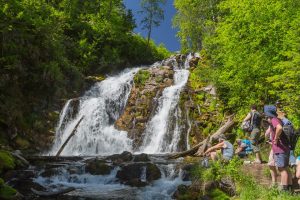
top-left (277, 110), bottom-right (297, 167)
top-left (242, 105), bottom-right (262, 163)
top-left (264, 105), bottom-right (291, 191)
top-left (235, 139), bottom-right (253, 158)
top-left (204, 134), bottom-right (234, 161)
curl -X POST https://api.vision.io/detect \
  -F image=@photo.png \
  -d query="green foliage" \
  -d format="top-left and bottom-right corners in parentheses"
top-left (209, 189), bottom-right (230, 200)
top-left (134, 69), bottom-right (151, 85)
top-left (193, 158), bottom-right (298, 199)
top-left (0, 178), bottom-right (17, 200)
top-left (174, 0), bottom-right (300, 126)
top-left (0, 151), bottom-right (15, 173)
top-left (0, 0), bottom-right (170, 147)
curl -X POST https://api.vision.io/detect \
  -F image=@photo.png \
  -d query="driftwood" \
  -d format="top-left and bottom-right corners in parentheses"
top-left (168, 115), bottom-right (235, 159)
top-left (31, 187), bottom-right (75, 197)
top-left (56, 116), bottom-right (84, 157)
top-left (11, 150), bottom-right (30, 166)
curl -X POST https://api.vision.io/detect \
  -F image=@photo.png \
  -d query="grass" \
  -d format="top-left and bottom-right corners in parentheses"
top-left (192, 157), bottom-right (299, 200)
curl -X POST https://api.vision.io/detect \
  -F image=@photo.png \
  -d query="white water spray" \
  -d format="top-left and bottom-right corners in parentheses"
top-left (49, 68), bottom-right (139, 156)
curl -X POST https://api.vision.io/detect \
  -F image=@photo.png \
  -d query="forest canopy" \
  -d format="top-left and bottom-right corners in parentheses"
top-left (0, 0), bottom-right (170, 145)
top-left (174, 0), bottom-right (300, 126)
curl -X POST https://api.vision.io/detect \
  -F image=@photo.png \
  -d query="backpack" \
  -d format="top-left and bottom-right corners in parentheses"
top-left (281, 118), bottom-right (300, 150)
top-left (251, 111), bottom-right (262, 128)
top-left (241, 111), bottom-right (261, 132)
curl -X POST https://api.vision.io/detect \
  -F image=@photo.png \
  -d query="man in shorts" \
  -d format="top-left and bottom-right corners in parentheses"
top-left (264, 105), bottom-right (291, 191)
top-left (243, 105), bottom-right (262, 163)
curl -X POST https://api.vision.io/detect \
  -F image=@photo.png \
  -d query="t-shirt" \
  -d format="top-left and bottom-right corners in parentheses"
top-left (270, 117), bottom-right (289, 153)
top-left (221, 141), bottom-right (234, 159)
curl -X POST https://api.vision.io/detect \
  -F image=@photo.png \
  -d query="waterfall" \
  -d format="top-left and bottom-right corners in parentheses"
top-left (49, 54), bottom-right (195, 156)
top-left (49, 68), bottom-right (139, 156)
top-left (139, 55), bottom-right (192, 154)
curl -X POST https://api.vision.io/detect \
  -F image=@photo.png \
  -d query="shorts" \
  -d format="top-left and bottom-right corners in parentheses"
top-left (274, 152), bottom-right (289, 168)
top-left (249, 128), bottom-right (260, 153)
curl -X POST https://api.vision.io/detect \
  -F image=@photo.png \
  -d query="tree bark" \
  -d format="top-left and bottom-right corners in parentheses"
top-left (168, 115), bottom-right (235, 159)
top-left (55, 116), bottom-right (84, 157)
top-left (31, 187), bottom-right (75, 197)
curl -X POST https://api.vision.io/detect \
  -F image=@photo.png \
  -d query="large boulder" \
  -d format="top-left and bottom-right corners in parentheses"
top-left (106, 151), bottom-right (133, 164)
top-left (116, 163), bottom-right (161, 187)
top-left (85, 159), bottom-right (112, 175)
top-left (133, 154), bottom-right (150, 162)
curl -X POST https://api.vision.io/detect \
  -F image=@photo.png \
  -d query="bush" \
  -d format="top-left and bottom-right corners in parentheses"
top-left (0, 151), bottom-right (15, 174)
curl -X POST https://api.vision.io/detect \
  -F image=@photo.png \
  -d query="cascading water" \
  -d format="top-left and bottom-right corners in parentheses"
top-left (49, 68), bottom-right (139, 156)
top-left (139, 55), bottom-right (192, 154)
top-left (28, 54), bottom-right (197, 200)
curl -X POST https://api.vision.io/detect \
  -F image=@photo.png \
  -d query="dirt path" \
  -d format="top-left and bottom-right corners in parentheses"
top-left (242, 163), bottom-right (300, 192)
top-left (242, 163), bottom-right (273, 187)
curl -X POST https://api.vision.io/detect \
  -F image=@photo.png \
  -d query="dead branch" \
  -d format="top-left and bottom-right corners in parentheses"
top-left (55, 116), bottom-right (84, 157)
top-left (31, 187), bottom-right (75, 197)
top-left (168, 115), bottom-right (235, 159)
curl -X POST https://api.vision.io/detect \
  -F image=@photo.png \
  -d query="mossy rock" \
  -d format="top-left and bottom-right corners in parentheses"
top-left (208, 188), bottom-right (230, 200)
top-left (14, 136), bottom-right (30, 149)
top-left (85, 159), bottom-right (112, 175)
top-left (0, 151), bottom-right (15, 173)
top-left (134, 70), bottom-right (150, 85)
top-left (0, 178), bottom-right (17, 200)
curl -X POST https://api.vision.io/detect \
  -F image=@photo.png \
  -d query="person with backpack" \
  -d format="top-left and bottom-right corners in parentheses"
top-left (235, 139), bottom-right (253, 158)
top-left (242, 105), bottom-right (262, 163)
top-left (276, 101), bottom-right (298, 165)
top-left (264, 105), bottom-right (291, 191)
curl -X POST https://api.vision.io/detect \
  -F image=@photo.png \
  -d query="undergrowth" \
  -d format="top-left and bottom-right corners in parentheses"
top-left (192, 157), bottom-right (299, 200)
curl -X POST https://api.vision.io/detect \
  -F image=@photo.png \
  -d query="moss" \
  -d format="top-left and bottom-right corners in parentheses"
top-left (0, 179), bottom-right (17, 200)
top-left (134, 70), bottom-right (150, 85)
top-left (14, 136), bottom-right (30, 149)
top-left (0, 151), bottom-right (15, 173)
top-left (209, 188), bottom-right (230, 200)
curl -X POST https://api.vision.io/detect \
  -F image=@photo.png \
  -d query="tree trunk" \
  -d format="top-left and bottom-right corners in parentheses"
top-left (31, 187), bottom-right (75, 197)
top-left (168, 115), bottom-right (235, 159)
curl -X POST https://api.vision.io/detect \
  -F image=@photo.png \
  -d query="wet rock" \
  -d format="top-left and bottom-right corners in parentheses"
top-left (133, 154), bottom-right (150, 162)
top-left (116, 163), bottom-right (161, 187)
top-left (115, 65), bottom-right (176, 149)
top-left (145, 163), bottom-right (161, 182)
top-left (107, 151), bottom-right (133, 164)
top-left (181, 164), bottom-right (195, 181)
top-left (85, 159), bottom-right (112, 175)
top-left (40, 168), bottom-right (60, 177)
top-left (172, 184), bottom-right (189, 199)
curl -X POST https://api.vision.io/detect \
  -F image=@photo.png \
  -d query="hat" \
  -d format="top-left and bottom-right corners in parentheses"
top-left (264, 105), bottom-right (277, 118)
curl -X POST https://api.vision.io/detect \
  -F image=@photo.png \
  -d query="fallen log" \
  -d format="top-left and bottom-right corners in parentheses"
top-left (168, 115), bottom-right (235, 159)
top-left (56, 116), bottom-right (84, 157)
top-left (31, 187), bottom-right (75, 197)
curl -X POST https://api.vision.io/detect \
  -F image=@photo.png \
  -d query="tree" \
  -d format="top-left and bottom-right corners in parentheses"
top-left (139, 0), bottom-right (166, 45)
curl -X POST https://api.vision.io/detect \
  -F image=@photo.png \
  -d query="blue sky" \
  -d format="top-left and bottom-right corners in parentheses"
top-left (123, 0), bottom-right (180, 52)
